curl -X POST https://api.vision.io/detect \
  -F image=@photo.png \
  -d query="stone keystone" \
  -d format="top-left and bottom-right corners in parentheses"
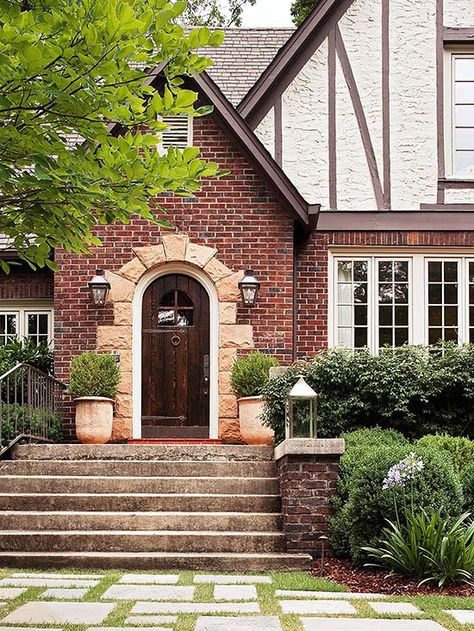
top-left (118, 258), bottom-right (146, 283)
top-left (105, 271), bottom-right (135, 303)
top-left (162, 234), bottom-right (188, 262)
top-left (133, 244), bottom-right (166, 269)
top-left (185, 243), bottom-right (217, 268)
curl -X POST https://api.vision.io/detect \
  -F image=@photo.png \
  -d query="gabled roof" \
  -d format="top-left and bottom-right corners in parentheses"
top-left (189, 70), bottom-right (310, 224)
top-left (118, 65), bottom-right (310, 225)
top-left (200, 28), bottom-right (294, 105)
top-left (238, 0), bottom-right (356, 128)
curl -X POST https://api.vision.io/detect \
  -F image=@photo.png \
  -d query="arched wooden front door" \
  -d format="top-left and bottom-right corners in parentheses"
top-left (141, 274), bottom-right (210, 438)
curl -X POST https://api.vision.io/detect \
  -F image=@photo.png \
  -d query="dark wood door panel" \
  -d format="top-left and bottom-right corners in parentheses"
top-left (141, 274), bottom-right (210, 438)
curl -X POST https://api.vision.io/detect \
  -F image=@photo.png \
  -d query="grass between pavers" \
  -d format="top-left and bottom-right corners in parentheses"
top-left (0, 568), bottom-right (469, 631)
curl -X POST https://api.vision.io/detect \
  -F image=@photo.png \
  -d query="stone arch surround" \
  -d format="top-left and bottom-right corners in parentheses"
top-left (96, 234), bottom-right (253, 442)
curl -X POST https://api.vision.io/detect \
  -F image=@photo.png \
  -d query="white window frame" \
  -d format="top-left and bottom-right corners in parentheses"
top-left (444, 49), bottom-right (474, 179)
top-left (329, 250), bottom-right (474, 351)
top-left (0, 302), bottom-right (53, 345)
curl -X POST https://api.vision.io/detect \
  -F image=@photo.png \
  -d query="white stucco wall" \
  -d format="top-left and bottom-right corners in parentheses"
top-left (444, 0), bottom-right (474, 27)
top-left (255, 107), bottom-right (275, 157)
top-left (262, 0), bottom-right (474, 211)
top-left (281, 40), bottom-right (329, 207)
top-left (389, 0), bottom-right (438, 209)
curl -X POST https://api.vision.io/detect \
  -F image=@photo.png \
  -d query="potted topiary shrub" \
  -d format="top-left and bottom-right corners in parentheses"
top-left (68, 352), bottom-right (120, 444)
top-left (230, 351), bottom-right (279, 445)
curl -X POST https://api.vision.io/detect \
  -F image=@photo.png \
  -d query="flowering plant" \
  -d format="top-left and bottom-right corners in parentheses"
top-left (382, 452), bottom-right (425, 489)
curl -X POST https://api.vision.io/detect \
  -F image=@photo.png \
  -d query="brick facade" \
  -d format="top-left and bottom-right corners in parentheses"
top-left (276, 443), bottom-right (343, 556)
top-left (0, 265), bottom-right (53, 301)
top-left (295, 230), bottom-right (474, 358)
top-left (52, 114), bottom-right (295, 440)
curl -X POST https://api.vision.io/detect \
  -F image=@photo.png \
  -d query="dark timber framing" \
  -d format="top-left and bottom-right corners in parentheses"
top-left (328, 27), bottom-right (337, 210)
top-left (443, 27), bottom-right (474, 43)
top-left (382, 0), bottom-right (391, 209)
top-left (335, 26), bottom-right (385, 210)
top-left (436, 0), bottom-right (446, 204)
top-left (317, 211), bottom-right (474, 231)
top-left (275, 96), bottom-right (283, 167)
top-left (238, 0), bottom-right (357, 128)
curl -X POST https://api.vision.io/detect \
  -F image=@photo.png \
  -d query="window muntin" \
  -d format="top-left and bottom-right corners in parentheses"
top-left (449, 54), bottom-right (474, 177)
top-left (336, 260), bottom-right (368, 349)
top-left (377, 260), bottom-right (410, 349)
top-left (26, 312), bottom-right (50, 345)
top-left (0, 307), bottom-right (52, 345)
top-left (0, 312), bottom-right (18, 345)
top-left (427, 261), bottom-right (460, 344)
top-left (470, 262), bottom-right (474, 343)
top-left (157, 290), bottom-right (194, 328)
top-left (332, 255), bottom-right (474, 350)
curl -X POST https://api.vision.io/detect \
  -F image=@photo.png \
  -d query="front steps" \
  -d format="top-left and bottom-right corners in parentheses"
top-left (0, 444), bottom-right (312, 571)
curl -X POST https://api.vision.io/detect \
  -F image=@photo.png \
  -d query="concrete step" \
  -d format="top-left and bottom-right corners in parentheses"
top-left (0, 531), bottom-right (287, 553)
top-left (0, 511), bottom-right (282, 532)
top-left (11, 444), bottom-right (275, 462)
top-left (0, 459), bottom-right (277, 478)
top-left (0, 550), bottom-right (312, 571)
top-left (0, 475), bottom-right (279, 495)
top-left (0, 493), bottom-right (281, 512)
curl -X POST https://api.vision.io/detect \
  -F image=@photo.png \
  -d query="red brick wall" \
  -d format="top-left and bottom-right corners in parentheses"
top-left (277, 453), bottom-right (341, 556)
top-left (54, 114), bottom-right (295, 438)
top-left (0, 266), bottom-right (53, 300)
top-left (296, 231), bottom-right (474, 358)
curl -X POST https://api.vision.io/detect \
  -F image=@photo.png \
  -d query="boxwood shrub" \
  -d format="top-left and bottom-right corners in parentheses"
top-left (262, 345), bottom-right (474, 443)
top-left (330, 429), bottom-right (464, 564)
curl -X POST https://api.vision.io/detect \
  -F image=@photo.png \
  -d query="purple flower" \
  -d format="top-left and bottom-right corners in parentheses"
top-left (382, 452), bottom-right (425, 490)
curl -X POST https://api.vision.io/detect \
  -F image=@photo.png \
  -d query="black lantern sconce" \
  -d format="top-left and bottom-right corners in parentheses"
top-left (239, 269), bottom-right (260, 307)
top-left (88, 269), bottom-right (111, 306)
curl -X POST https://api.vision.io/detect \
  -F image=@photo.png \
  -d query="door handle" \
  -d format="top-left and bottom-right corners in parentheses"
top-left (203, 354), bottom-right (209, 395)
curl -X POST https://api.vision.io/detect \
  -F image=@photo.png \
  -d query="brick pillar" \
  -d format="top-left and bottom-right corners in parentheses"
top-left (275, 438), bottom-right (345, 557)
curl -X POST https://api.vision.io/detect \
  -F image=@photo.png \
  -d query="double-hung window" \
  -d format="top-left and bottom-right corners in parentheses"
top-left (331, 253), bottom-right (474, 351)
top-left (446, 52), bottom-right (474, 177)
top-left (0, 304), bottom-right (53, 346)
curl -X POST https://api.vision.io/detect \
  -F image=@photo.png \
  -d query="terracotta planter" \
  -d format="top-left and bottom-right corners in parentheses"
top-left (238, 396), bottom-right (274, 445)
top-left (75, 396), bottom-right (114, 444)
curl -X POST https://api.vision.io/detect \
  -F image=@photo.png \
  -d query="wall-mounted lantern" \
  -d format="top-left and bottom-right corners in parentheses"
top-left (88, 269), bottom-right (110, 306)
top-left (239, 269), bottom-right (260, 307)
top-left (285, 375), bottom-right (318, 440)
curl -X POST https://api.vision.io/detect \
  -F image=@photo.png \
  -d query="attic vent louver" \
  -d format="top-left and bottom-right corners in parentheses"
top-left (161, 116), bottom-right (192, 150)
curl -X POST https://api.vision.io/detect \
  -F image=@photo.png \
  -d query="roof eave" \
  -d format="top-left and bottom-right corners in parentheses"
top-left (237, 0), bottom-right (356, 129)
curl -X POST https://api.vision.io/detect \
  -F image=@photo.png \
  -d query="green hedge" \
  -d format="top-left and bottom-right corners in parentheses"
top-left (330, 429), bottom-right (465, 563)
top-left (262, 345), bottom-right (474, 443)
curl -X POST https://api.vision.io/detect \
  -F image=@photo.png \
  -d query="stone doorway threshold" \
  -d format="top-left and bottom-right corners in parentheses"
top-left (127, 439), bottom-right (223, 445)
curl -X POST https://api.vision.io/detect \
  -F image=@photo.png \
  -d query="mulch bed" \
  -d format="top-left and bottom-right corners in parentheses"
top-left (312, 558), bottom-right (474, 597)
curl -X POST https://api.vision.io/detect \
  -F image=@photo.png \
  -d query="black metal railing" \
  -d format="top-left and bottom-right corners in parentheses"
top-left (0, 363), bottom-right (66, 456)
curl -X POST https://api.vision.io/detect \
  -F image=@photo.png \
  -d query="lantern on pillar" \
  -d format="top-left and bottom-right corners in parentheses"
top-left (285, 375), bottom-right (317, 439)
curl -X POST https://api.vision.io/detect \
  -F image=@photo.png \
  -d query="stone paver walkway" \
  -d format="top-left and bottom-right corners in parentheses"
top-left (0, 570), bottom-right (468, 630)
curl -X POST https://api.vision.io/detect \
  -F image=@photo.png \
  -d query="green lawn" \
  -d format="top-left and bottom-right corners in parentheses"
top-left (0, 568), bottom-right (471, 631)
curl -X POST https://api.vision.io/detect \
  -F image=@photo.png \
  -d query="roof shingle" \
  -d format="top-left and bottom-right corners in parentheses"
top-left (199, 28), bottom-right (295, 105)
